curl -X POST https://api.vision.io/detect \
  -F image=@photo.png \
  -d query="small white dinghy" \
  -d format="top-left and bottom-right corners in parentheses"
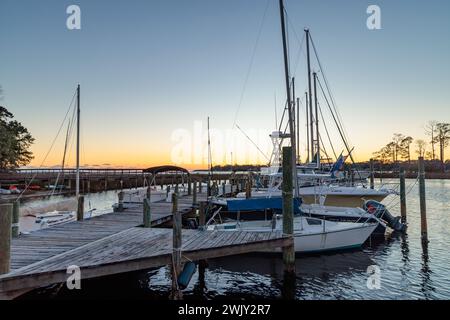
top-left (34, 211), bottom-right (76, 228)
top-left (208, 215), bottom-right (379, 254)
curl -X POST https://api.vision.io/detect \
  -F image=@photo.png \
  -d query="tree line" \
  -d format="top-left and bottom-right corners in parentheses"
top-left (372, 121), bottom-right (450, 171)
top-left (0, 85), bottom-right (35, 171)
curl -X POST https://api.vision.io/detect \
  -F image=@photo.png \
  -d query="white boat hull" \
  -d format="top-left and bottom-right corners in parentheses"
top-left (291, 223), bottom-right (377, 253)
top-left (211, 216), bottom-right (378, 254)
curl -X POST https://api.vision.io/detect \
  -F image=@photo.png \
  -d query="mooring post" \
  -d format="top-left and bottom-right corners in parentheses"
top-left (207, 182), bottom-right (211, 197)
top-left (222, 182), bottom-right (226, 196)
top-left (172, 192), bottom-right (178, 214)
top-left (282, 147), bottom-right (295, 274)
top-left (166, 185), bottom-right (170, 200)
top-left (199, 181), bottom-right (202, 193)
top-left (146, 185), bottom-right (151, 201)
top-left (370, 158), bottom-right (375, 189)
top-left (117, 191), bottom-right (124, 212)
top-left (171, 208), bottom-right (183, 300)
top-left (192, 181), bottom-right (197, 205)
top-left (143, 198), bottom-right (151, 228)
top-left (245, 173), bottom-right (252, 199)
top-left (198, 201), bottom-right (206, 230)
top-left (0, 203), bottom-right (12, 275)
top-left (351, 169), bottom-right (355, 187)
top-left (418, 157), bottom-right (428, 243)
top-left (12, 201), bottom-right (20, 238)
top-left (77, 195), bottom-right (84, 220)
top-left (399, 167), bottom-right (407, 222)
top-left (187, 179), bottom-right (192, 196)
top-left (175, 184), bottom-right (179, 195)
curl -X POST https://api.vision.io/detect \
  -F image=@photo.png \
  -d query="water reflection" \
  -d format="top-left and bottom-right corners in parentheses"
top-left (420, 243), bottom-right (435, 299)
top-left (18, 179), bottom-right (450, 300)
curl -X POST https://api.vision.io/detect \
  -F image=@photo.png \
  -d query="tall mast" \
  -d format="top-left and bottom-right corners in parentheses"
top-left (279, 0), bottom-right (299, 198)
top-left (313, 72), bottom-right (320, 168)
top-left (296, 97), bottom-right (300, 163)
top-left (292, 77), bottom-right (296, 164)
top-left (305, 91), bottom-right (309, 163)
top-left (207, 116), bottom-right (212, 181)
top-left (76, 84), bottom-right (80, 198)
top-left (305, 29), bottom-right (314, 162)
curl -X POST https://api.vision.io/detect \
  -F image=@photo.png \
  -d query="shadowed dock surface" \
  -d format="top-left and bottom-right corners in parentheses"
top-left (9, 194), bottom-right (207, 271)
top-left (0, 191), bottom-right (291, 299)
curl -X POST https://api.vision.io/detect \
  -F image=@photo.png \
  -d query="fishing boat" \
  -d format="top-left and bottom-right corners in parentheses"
top-left (212, 193), bottom-right (405, 236)
top-left (208, 214), bottom-right (379, 253)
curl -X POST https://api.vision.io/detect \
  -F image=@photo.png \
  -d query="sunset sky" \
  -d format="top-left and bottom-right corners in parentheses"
top-left (1, 0), bottom-right (449, 169)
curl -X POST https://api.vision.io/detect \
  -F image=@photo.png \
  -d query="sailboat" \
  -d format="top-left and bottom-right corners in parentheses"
top-left (208, 0), bottom-right (383, 252)
top-left (28, 85), bottom-right (83, 229)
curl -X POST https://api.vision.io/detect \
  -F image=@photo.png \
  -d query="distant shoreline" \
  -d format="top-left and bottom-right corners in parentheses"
top-left (374, 172), bottom-right (450, 180)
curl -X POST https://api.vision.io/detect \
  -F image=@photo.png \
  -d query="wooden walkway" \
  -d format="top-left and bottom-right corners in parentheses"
top-left (0, 191), bottom-right (291, 299)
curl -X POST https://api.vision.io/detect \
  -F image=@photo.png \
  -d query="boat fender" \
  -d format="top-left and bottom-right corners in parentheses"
top-left (177, 261), bottom-right (197, 290)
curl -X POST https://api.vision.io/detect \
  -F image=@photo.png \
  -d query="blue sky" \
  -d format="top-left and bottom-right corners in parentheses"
top-left (1, 0), bottom-right (449, 167)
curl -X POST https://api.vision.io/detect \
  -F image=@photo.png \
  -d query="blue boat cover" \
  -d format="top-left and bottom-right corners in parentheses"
top-left (226, 197), bottom-right (302, 214)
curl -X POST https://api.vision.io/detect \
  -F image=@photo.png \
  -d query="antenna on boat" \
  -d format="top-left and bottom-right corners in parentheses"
top-left (278, 0), bottom-right (299, 198)
top-left (76, 84), bottom-right (80, 198)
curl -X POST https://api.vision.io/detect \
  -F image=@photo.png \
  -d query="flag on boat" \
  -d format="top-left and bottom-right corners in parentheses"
top-left (330, 154), bottom-right (347, 178)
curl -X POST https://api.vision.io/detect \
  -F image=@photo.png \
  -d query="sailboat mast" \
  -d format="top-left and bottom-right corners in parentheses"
top-left (305, 29), bottom-right (314, 162)
top-left (296, 97), bottom-right (300, 163)
top-left (278, 0), bottom-right (299, 198)
top-left (76, 84), bottom-right (80, 198)
top-left (313, 72), bottom-right (320, 168)
top-left (305, 91), bottom-right (309, 163)
top-left (292, 77), bottom-right (296, 163)
top-left (207, 116), bottom-right (212, 186)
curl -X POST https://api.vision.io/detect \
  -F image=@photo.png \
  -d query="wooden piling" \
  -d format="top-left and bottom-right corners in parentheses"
top-left (117, 192), bottom-right (124, 212)
top-left (193, 181), bottom-right (197, 205)
top-left (143, 198), bottom-right (151, 228)
top-left (245, 173), bottom-right (252, 199)
top-left (12, 201), bottom-right (20, 238)
top-left (418, 157), bottom-right (428, 243)
top-left (146, 186), bottom-right (151, 200)
top-left (199, 182), bottom-right (202, 193)
top-left (187, 179), bottom-right (192, 196)
top-left (350, 169), bottom-right (355, 187)
top-left (282, 147), bottom-right (295, 274)
top-left (399, 167), bottom-right (407, 222)
top-left (171, 209), bottom-right (183, 300)
top-left (198, 201), bottom-right (206, 229)
top-left (172, 192), bottom-right (178, 214)
top-left (0, 203), bottom-right (12, 275)
top-left (77, 195), bottom-right (84, 221)
top-left (369, 158), bottom-right (375, 189)
top-left (222, 182), bottom-right (226, 196)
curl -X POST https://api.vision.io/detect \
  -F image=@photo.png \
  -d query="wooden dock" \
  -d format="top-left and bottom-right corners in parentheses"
top-left (0, 191), bottom-right (291, 299)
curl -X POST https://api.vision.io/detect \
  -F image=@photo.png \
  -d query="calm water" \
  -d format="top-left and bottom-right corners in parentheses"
top-left (22, 179), bottom-right (450, 300)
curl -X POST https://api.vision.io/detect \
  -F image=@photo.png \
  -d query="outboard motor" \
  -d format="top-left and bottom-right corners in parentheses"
top-left (363, 200), bottom-right (407, 233)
